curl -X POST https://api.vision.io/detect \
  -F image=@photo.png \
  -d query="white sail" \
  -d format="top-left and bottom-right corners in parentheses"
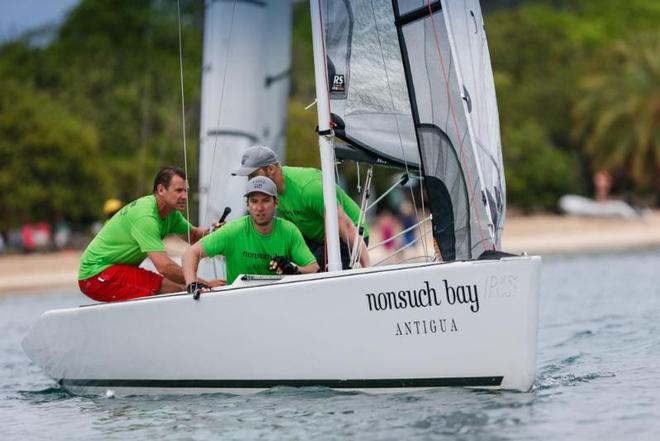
top-left (323, 0), bottom-right (420, 167)
top-left (198, 0), bottom-right (291, 226)
top-left (442, 0), bottom-right (506, 247)
top-left (197, 0), bottom-right (292, 277)
top-left (321, 1), bottom-right (504, 260)
top-left (392, 1), bottom-right (499, 260)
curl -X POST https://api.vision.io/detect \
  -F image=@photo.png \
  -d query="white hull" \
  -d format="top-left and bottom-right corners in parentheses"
top-left (23, 256), bottom-right (540, 396)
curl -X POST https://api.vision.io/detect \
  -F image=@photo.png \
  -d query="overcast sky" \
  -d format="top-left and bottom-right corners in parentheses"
top-left (0, 0), bottom-right (80, 41)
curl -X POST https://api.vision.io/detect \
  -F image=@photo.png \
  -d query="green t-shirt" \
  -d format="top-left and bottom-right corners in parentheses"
top-left (200, 215), bottom-right (316, 284)
top-left (277, 166), bottom-right (369, 243)
top-left (78, 195), bottom-right (192, 280)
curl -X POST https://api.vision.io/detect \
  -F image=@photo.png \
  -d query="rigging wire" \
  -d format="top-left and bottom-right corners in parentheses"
top-left (368, 215), bottom-right (430, 250)
top-left (373, 227), bottom-right (432, 266)
top-left (176, 0), bottom-right (192, 246)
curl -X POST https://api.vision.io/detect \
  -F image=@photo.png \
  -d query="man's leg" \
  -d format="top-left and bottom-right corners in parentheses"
top-left (339, 236), bottom-right (369, 269)
top-left (79, 264), bottom-right (164, 302)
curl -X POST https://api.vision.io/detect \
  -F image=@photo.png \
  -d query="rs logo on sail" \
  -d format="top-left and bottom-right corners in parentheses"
top-left (365, 280), bottom-right (480, 313)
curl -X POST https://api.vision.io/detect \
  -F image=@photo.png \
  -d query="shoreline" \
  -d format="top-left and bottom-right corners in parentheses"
top-left (1, 212), bottom-right (658, 294)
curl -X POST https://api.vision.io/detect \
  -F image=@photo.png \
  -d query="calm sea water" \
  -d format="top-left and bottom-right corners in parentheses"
top-left (1, 249), bottom-right (659, 440)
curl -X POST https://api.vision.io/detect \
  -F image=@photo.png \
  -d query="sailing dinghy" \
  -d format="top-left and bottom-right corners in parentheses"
top-left (22, 0), bottom-right (540, 396)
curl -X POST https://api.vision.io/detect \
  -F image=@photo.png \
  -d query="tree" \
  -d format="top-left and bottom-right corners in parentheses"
top-left (573, 33), bottom-right (660, 193)
top-left (0, 80), bottom-right (111, 230)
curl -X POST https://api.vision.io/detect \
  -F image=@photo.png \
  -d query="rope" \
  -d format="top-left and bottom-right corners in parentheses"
top-left (176, 0), bottom-right (191, 246)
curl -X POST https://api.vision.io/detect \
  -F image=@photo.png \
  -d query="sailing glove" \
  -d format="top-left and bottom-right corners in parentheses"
top-left (187, 281), bottom-right (210, 300)
top-left (269, 256), bottom-right (299, 275)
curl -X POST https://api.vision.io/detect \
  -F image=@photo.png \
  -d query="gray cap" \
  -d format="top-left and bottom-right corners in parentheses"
top-left (232, 145), bottom-right (279, 176)
top-left (244, 176), bottom-right (278, 198)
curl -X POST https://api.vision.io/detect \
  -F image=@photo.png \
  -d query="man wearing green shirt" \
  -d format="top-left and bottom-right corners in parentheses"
top-left (231, 145), bottom-right (370, 270)
top-left (182, 176), bottom-right (319, 295)
top-left (78, 166), bottom-right (224, 302)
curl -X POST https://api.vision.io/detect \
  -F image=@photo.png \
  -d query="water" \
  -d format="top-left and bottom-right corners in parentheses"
top-left (1, 250), bottom-right (659, 440)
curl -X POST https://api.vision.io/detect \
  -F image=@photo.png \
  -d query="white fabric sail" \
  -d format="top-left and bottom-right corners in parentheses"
top-left (442, 0), bottom-right (505, 247)
top-left (198, 0), bottom-right (291, 226)
top-left (323, 0), bottom-right (503, 260)
top-left (322, 0), bottom-right (420, 168)
top-left (197, 0), bottom-right (292, 277)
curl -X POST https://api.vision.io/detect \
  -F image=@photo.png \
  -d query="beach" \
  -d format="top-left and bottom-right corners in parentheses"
top-left (1, 211), bottom-right (659, 294)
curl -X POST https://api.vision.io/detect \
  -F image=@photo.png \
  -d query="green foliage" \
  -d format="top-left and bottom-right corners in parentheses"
top-left (0, 80), bottom-right (111, 229)
top-left (0, 0), bottom-right (203, 229)
top-left (503, 120), bottom-right (581, 212)
top-left (487, 1), bottom-right (660, 207)
top-left (573, 33), bottom-right (660, 192)
top-left (286, 101), bottom-right (321, 168)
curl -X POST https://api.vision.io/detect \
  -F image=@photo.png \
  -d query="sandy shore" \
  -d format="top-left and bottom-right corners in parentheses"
top-left (1, 211), bottom-right (658, 294)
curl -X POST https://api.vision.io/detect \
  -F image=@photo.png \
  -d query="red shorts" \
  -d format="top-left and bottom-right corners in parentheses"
top-left (78, 264), bottom-right (163, 302)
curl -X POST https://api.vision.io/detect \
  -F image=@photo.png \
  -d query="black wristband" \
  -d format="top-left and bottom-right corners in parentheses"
top-left (186, 281), bottom-right (209, 294)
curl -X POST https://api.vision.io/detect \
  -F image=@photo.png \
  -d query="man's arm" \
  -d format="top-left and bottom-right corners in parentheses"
top-left (148, 251), bottom-right (187, 284)
top-left (299, 262), bottom-right (320, 274)
top-left (150, 247), bottom-right (225, 287)
top-left (181, 242), bottom-right (207, 285)
top-left (184, 222), bottom-right (228, 243)
top-left (188, 226), bottom-right (209, 243)
top-left (336, 206), bottom-right (370, 268)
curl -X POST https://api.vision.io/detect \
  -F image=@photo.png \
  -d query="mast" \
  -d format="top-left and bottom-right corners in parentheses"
top-left (309, 0), bottom-right (342, 271)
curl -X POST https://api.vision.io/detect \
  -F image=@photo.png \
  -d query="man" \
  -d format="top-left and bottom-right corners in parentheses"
top-left (182, 176), bottom-right (319, 295)
top-left (232, 145), bottom-right (370, 270)
top-left (78, 166), bottom-right (224, 302)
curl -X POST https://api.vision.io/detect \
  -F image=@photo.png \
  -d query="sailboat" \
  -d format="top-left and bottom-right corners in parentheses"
top-left (22, 0), bottom-right (540, 396)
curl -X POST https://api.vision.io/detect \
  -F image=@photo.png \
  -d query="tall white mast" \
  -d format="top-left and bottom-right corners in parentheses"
top-left (309, 0), bottom-right (341, 271)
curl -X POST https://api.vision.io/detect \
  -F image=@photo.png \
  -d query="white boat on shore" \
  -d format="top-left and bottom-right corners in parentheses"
top-left (23, 0), bottom-right (541, 396)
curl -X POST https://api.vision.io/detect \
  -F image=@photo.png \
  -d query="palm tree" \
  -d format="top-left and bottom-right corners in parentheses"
top-left (573, 32), bottom-right (660, 193)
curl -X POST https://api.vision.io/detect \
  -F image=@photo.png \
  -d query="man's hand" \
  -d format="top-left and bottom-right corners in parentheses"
top-left (209, 221), bottom-right (226, 233)
top-left (210, 206), bottom-right (232, 233)
top-left (186, 281), bottom-right (210, 300)
top-left (207, 279), bottom-right (227, 288)
top-left (269, 256), bottom-right (299, 275)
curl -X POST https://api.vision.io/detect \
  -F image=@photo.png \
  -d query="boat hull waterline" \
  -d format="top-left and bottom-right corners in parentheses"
top-left (23, 256), bottom-right (540, 396)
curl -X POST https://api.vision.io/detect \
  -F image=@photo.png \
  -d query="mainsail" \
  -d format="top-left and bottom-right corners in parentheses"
top-left (322, 0), bottom-right (505, 260)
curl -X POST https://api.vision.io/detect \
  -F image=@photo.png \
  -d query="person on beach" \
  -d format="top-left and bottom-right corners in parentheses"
top-left (182, 176), bottom-right (319, 296)
top-left (231, 145), bottom-right (370, 270)
top-left (78, 166), bottom-right (225, 302)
